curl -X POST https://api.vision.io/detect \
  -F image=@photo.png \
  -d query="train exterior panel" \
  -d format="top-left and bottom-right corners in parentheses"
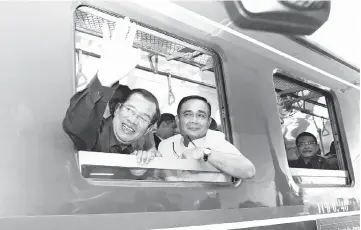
top-left (0, 1), bottom-right (358, 229)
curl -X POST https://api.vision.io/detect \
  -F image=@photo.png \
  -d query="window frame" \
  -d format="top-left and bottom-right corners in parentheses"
top-left (273, 69), bottom-right (352, 187)
top-left (77, 151), bottom-right (242, 188)
top-left (72, 5), bottom-right (240, 188)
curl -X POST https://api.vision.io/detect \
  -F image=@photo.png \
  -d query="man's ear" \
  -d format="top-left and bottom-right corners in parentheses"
top-left (175, 115), bottom-right (180, 128)
top-left (114, 102), bottom-right (123, 114)
top-left (207, 117), bottom-right (212, 128)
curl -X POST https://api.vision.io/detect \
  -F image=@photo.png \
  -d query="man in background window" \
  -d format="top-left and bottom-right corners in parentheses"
top-left (154, 113), bottom-right (176, 149)
top-left (157, 95), bottom-right (255, 182)
top-left (289, 132), bottom-right (332, 169)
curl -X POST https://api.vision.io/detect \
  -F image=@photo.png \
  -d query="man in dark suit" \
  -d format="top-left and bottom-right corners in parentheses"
top-left (154, 113), bottom-right (176, 149)
top-left (288, 132), bottom-right (336, 170)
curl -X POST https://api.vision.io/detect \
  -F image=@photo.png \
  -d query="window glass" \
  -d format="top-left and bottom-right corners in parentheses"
top-left (273, 72), bottom-right (347, 172)
top-left (72, 7), bottom-right (233, 183)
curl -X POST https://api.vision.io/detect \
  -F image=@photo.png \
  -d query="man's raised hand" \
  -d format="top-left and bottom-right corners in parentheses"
top-left (98, 17), bottom-right (141, 87)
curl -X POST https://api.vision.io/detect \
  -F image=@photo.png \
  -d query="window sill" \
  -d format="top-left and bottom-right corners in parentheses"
top-left (290, 168), bottom-right (349, 186)
top-left (78, 151), bottom-right (241, 188)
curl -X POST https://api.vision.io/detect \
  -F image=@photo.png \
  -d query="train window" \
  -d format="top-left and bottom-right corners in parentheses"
top-left (70, 6), bottom-right (237, 185)
top-left (273, 70), bottom-right (350, 186)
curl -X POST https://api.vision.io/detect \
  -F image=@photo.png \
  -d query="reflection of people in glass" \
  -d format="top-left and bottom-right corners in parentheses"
top-left (154, 113), bottom-right (176, 149)
top-left (158, 95), bottom-right (255, 182)
top-left (289, 132), bottom-right (333, 169)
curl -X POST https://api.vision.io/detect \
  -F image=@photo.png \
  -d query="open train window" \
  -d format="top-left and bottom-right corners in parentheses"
top-left (273, 70), bottom-right (350, 186)
top-left (71, 6), bottom-right (236, 185)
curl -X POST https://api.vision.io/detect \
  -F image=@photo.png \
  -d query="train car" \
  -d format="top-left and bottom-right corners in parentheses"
top-left (0, 1), bottom-right (359, 229)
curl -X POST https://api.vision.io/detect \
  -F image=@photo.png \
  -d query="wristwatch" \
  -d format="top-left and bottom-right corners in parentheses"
top-left (203, 147), bottom-right (212, 162)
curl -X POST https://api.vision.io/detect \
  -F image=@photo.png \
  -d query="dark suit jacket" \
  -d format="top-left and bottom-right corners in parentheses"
top-left (154, 134), bottom-right (162, 150)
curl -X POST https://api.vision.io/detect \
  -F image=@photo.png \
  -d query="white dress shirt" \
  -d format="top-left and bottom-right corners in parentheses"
top-left (158, 130), bottom-right (241, 182)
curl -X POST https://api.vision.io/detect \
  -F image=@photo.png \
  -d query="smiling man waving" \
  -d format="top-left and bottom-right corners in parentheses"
top-left (63, 17), bottom-right (161, 173)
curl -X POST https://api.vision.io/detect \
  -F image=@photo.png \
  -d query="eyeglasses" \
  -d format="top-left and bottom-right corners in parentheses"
top-left (297, 141), bottom-right (316, 147)
top-left (121, 104), bottom-right (152, 126)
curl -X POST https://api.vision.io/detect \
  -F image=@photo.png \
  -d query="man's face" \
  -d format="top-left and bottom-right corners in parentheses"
top-left (158, 120), bottom-right (176, 139)
top-left (176, 99), bottom-right (211, 140)
top-left (113, 93), bottom-right (156, 145)
top-left (297, 136), bottom-right (319, 159)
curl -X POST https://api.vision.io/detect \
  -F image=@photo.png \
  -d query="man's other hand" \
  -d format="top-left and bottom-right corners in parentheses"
top-left (182, 147), bottom-right (205, 160)
top-left (134, 147), bottom-right (162, 165)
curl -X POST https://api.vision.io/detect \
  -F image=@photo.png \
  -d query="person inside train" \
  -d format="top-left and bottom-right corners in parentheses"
top-left (63, 17), bottom-right (162, 165)
top-left (289, 132), bottom-right (332, 169)
top-left (153, 113), bottom-right (176, 149)
top-left (101, 81), bottom-right (157, 153)
top-left (154, 113), bottom-right (177, 149)
top-left (209, 118), bottom-right (218, 131)
top-left (157, 95), bottom-right (256, 182)
top-left (325, 141), bottom-right (336, 157)
top-left (323, 141), bottom-right (339, 170)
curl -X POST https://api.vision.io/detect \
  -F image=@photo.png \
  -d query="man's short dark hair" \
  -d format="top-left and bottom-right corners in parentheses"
top-left (116, 88), bottom-right (160, 126)
top-left (296, 132), bottom-right (318, 146)
top-left (157, 113), bottom-right (175, 127)
top-left (109, 84), bottom-right (132, 116)
top-left (177, 95), bottom-right (211, 116)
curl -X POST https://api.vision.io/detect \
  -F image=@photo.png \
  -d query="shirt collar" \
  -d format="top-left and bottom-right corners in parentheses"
top-left (180, 134), bottom-right (206, 148)
top-left (298, 154), bottom-right (320, 165)
top-left (155, 133), bottom-right (163, 141)
top-left (109, 118), bottom-right (133, 153)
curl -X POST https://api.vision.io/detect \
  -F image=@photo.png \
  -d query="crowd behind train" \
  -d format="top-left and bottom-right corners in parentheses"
top-left (63, 17), bottom-right (338, 183)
